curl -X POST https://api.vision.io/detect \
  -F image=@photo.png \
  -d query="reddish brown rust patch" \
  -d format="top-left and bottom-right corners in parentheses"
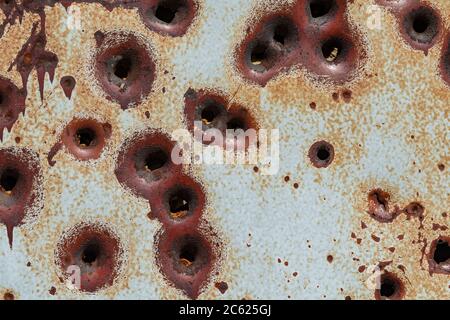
top-left (184, 89), bottom-right (259, 150)
top-left (308, 140), bottom-right (334, 168)
top-left (115, 130), bottom-right (182, 199)
top-left (60, 118), bottom-right (112, 161)
top-left (374, 272), bottom-right (405, 300)
top-left (139, 0), bottom-right (197, 37)
top-left (156, 227), bottom-right (215, 299)
top-left (0, 76), bottom-right (26, 141)
top-left (404, 202), bottom-right (425, 227)
top-left (215, 281), bottom-right (228, 294)
top-left (3, 291), bottom-right (14, 300)
top-left (428, 236), bottom-right (450, 275)
top-left (367, 189), bottom-right (400, 222)
top-left (49, 286), bottom-right (56, 295)
top-left (236, 0), bottom-right (366, 86)
top-left (327, 255), bottom-right (333, 263)
top-left (371, 234), bottom-right (381, 242)
top-left (0, 148), bottom-right (41, 248)
top-left (358, 265), bottom-right (366, 273)
top-left (60, 76), bottom-right (76, 100)
top-left (94, 31), bottom-right (156, 110)
top-left (55, 222), bottom-right (123, 292)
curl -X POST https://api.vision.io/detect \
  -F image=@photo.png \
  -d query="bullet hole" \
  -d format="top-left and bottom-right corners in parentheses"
top-left (428, 237), bottom-right (450, 274)
top-left (375, 272), bottom-right (405, 300)
top-left (179, 242), bottom-right (197, 266)
top-left (62, 119), bottom-right (111, 161)
top-left (113, 56), bottom-right (132, 80)
top-left (144, 148), bottom-right (168, 172)
top-left (367, 189), bottom-right (399, 222)
top-left (56, 223), bottom-right (123, 292)
top-left (308, 140), bottom-right (334, 168)
top-left (309, 0), bottom-right (335, 18)
top-left (322, 38), bottom-right (344, 63)
top-left (201, 103), bottom-right (222, 125)
top-left (0, 168), bottom-right (19, 193)
top-left (95, 33), bottom-right (155, 109)
top-left (168, 188), bottom-right (193, 220)
top-left (75, 128), bottom-right (96, 148)
top-left (403, 6), bottom-right (440, 47)
top-left (273, 24), bottom-right (289, 45)
top-left (433, 240), bottom-right (450, 264)
top-left (250, 42), bottom-right (270, 67)
top-left (155, 0), bottom-right (181, 24)
top-left (227, 117), bottom-right (246, 131)
top-left (141, 0), bottom-right (195, 36)
top-left (81, 243), bottom-right (100, 264)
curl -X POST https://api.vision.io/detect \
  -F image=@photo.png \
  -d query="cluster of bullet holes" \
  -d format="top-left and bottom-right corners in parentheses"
top-left (140, 0), bottom-right (196, 36)
top-left (115, 131), bottom-right (217, 298)
top-left (184, 89), bottom-right (258, 150)
top-left (94, 31), bottom-right (156, 110)
top-left (378, 1), bottom-right (442, 54)
top-left (55, 222), bottom-right (123, 292)
top-left (237, 0), bottom-right (364, 85)
top-left (0, 77), bottom-right (26, 141)
top-left (375, 272), bottom-right (405, 300)
top-left (60, 118), bottom-right (112, 161)
top-left (308, 140), bottom-right (334, 168)
top-left (0, 148), bottom-right (41, 248)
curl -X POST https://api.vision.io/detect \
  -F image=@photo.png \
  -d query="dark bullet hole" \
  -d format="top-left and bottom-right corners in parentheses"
top-left (75, 128), bottom-right (96, 148)
top-left (403, 6), bottom-right (440, 45)
top-left (179, 242), bottom-right (198, 266)
top-left (0, 169), bottom-right (19, 193)
top-left (145, 149), bottom-right (168, 172)
top-left (308, 140), bottom-right (334, 168)
top-left (0, 92), bottom-right (3, 105)
top-left (375, 272), bottom-right (404, 300)
top-left (433, 240), bottom-right (450, 264)
top-left (154, 0), bottom-right (184, 24)
top-left (81, 243), bottom-right (100, 264)
top-left (309, 0), bottom-right (334, 18)
top-left (168, 189), bottom-right (192, 219)
top-left (250, 43), bottom-right (268, 66)
top-left (380, 278), bottom-right (396, 298)
top-left (322, 38), bottom-right (344, 63)
top-left (201, 104), bottom-right (221, 125)
top-left (227, 118), bottom-right (246, 131)
top-left (273, 24), bottom-right (289, 45)
top-left (113, 56), bottom-right (133, 80)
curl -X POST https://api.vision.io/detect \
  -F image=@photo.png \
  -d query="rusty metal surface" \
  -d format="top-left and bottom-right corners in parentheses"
top-left (0, 0), bottom-right (449, 300)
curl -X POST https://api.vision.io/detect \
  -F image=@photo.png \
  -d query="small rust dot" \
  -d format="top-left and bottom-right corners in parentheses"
top-left (327, 255), bottom-right (334, 263)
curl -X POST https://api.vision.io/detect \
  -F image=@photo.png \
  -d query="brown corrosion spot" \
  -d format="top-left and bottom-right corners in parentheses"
top-left (0, 148), bottom-right (42, 248)
top-left (55, 222), bottom-right (123, 292)
top-left (147, 173), bottom-right (206, 227)
top-left (0, 76), bottom-right (26, 141)
top-left (215, 281), bottom-right (228, 294)
top-left (404, 202), bottom-right (424, 227)
top-left (428, 236), bottom-right (450, 275)
top-left (115, 130), bottom-right (182, 199)
top-left (371, 234), bottom-right (381, 242)
top-left (61, 118), bottom-right (112, 161)
top-left (94, 31), bottom-right (156, 110)
top-left (374, 272), bottom-right (405, 300)
top-left (308, 140), bottom-right (334, 168)
top-left (139, 0), bottom-right (197, 37)
top-left (367, 189), bottom-right (400, 222)
top-left (49, 286), bottom-right (56, 295)
top-left (156, 227), bottom-right (216, 299)
top-left (60, 76), bottom-right (76, 99)
top-left (341, 89), bottom-right (352, 103)
top-left (3, 291), bottom-right (14, 300)
top-left (327, 255), bottom-right (333, 263)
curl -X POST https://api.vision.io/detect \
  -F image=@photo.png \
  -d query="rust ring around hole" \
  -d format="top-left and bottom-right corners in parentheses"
top-left (94, 32), bottom-right (156, 110)
top-left (374, 272), bottom-right (405, 300)
top-left (55, 222), bottom-right (124, 293)
top-left (61, 118), bottom-right (112, 161)
top-left (308, 140), bottom-right (334, 168)
top-left (140, 0), bottom-right (197, 36)
top-left (401, 5), bottom-right (441, 51)
top-left (115, 131), bottom-right (182, 199)
top-left (156, 227), bottom-right (215, 299)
